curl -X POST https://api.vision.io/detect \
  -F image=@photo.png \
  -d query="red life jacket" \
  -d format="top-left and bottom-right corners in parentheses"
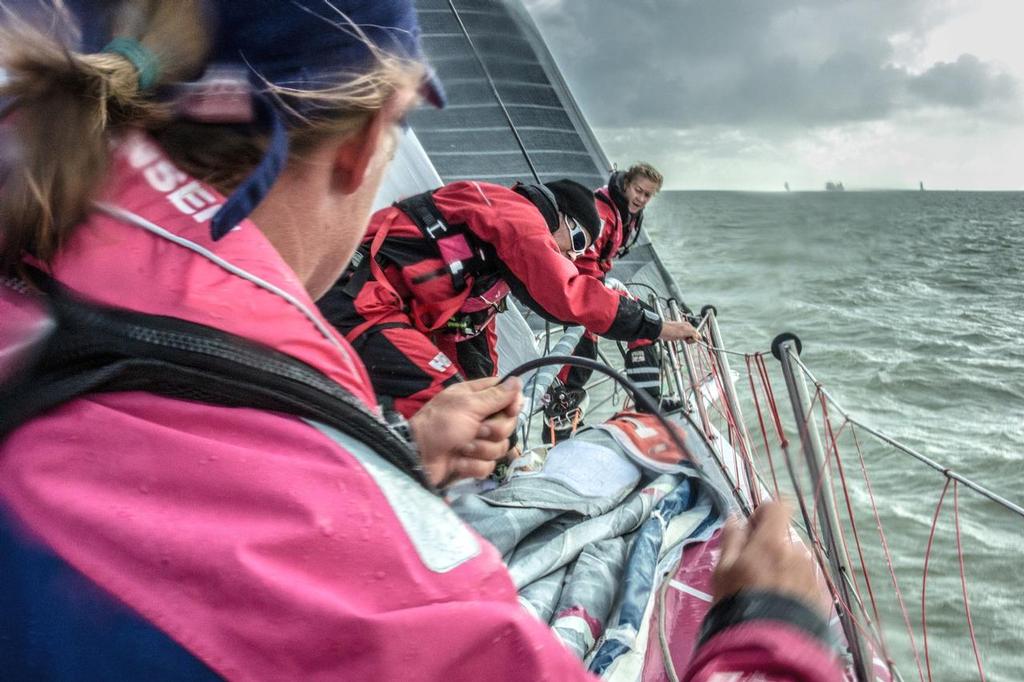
top-left (360, 190), bottom-right (510, 341)
top-left (594, 184), bottom-right (643, 263)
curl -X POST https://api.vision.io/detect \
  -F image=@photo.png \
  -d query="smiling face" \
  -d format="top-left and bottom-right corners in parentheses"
top-left (622, 176), bottom-right (659, 214)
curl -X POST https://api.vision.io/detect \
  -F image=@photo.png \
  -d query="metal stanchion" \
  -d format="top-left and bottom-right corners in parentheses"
top-left (669, 300), bottom-right (714, 439)
top-left (704, 307), bottom-right (758, 499)
top-left (650, 296), bottom-right (686, 410)
top-left (773, 333), bottom-right (870, 682)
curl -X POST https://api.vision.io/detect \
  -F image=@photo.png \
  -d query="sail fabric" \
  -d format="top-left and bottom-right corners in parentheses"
top-left (450, 423), bottom-right (723, 670)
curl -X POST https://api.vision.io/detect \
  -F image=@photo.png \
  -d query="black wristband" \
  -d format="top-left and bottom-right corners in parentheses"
top-left (635, 301), bottom-right (663, 340)
top-left (697, 590), bottom-right (833, 649)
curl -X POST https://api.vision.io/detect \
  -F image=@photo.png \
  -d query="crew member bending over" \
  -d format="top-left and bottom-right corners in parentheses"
top-left (318, 179), bottom-right (699, 417)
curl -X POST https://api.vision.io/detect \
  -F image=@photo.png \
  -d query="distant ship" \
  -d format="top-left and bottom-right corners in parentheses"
top-left (784, 182), bottom-right (790, 192)
top-left (919, 181), bottom-right (925, 191)
top-left (825, 181), bottom-right (845, 191)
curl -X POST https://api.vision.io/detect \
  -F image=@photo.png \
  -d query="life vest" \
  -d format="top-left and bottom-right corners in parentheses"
top-left (595, 411), bottom-right (690, 474)
top-left (368, 191), bottom-right (511, 341)
top-left (595, 175), bottom-right (644, 261)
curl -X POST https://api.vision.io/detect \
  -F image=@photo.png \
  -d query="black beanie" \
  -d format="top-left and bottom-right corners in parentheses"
top-left (512, 182), bottom-right (560, 232)
top-left (543, 179), bottom-right (602, 244)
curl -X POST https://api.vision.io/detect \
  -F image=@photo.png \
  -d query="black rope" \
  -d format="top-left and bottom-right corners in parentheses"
top-left (447, 0), bottom-right (541, 183)
top-left (622, 281), bottom-right (666, 301)
top-left (503, 355), bottom-right (752, 515)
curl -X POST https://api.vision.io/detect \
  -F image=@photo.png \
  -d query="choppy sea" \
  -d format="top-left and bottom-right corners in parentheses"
top-left (647, 190), bottom-right (1023, 681)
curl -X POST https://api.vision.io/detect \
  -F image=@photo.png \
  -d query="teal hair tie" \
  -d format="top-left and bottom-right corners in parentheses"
top-left (102, 37), bottom-right (161, 90)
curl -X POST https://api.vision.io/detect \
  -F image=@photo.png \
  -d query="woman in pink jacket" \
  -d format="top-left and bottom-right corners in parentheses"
top-left (0, 1), bottom-right (842, 680)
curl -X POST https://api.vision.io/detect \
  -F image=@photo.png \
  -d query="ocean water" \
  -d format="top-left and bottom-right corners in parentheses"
top-left (647, 190), bottom-right (1023, 681)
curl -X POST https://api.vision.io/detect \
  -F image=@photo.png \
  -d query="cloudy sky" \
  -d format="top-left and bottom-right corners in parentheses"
top-left (522, 0), bottom-right (1024, 190)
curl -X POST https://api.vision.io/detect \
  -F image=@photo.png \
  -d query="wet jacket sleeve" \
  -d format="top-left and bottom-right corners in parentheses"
top-left (681, 591), bottom-right (845, 682)
top-left (503, 269), bottom-right (662, 341)
top-left (0, 395), bottom-right (599, 682)
top-left (435, 183), bottom-right (662, 341)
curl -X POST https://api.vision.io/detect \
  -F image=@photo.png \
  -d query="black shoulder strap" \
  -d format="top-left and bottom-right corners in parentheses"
top-left (0, 276), bottom-right (432, 490)
top-left (618, 211), bottom-right (644, 258)
top-left (394, 191), bottom-right (478, 292)
top-left (395, 190), bottom-right (449, 240)
top-left (594, 190), bottom-right (624, 263)
top-left (594, 189), bottom-right (617, 212)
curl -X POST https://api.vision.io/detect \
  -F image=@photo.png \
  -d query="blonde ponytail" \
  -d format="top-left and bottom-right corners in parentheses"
top-left (0, 0), bottom-right (208, 273)
top-left (1, 1), bottom-right (425, 274)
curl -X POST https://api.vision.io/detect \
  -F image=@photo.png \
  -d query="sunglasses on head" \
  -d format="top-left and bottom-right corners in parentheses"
top-left (564, 215), bottom-right (589, 254)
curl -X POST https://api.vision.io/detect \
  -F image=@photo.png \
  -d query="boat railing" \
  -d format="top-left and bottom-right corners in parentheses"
top-left (520, 287), bottom-right (1020, 681)
top-left (661, 306), bottom-right (1021, 682)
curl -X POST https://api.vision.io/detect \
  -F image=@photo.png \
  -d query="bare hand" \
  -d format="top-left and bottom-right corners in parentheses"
top-left (712, 501), bottom-right (829, 616)
top-left (410, 377), bottom-right (523, 487)
top-left (659, 319), bottom-right (700, 344)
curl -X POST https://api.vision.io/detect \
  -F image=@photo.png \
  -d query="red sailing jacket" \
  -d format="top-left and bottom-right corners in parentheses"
top-left (344, 181), bottom-right (662, 344)
top-left (575, 181), bottom-right (643, 282)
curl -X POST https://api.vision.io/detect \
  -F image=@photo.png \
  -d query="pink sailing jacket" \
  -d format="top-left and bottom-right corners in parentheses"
top-left (0, 133), bottom-right (842, 681)
top-left (0, 133), bottom-right (594, 681)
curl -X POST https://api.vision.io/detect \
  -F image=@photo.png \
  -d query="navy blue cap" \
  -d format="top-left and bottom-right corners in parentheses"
top-left (211, 0), bottom-right (445, 110)
top-left (206, 0), bottom-right (445, 239)
top-left (50, 0), bottom-right (445, 240)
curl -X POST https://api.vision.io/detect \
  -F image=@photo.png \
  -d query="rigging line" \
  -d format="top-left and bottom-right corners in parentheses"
top-left (696, 340), bottom-right (749, 358)
top-left (622, 281), bottom-right (664, 300)
top-left (954, 483), bottom-right (987, 682)
top-left (846, 415), bottom-right (1024, 518)
top-left (804, 389), bottom-right (832, 560)
top-left (787, 351), bottom-right (1024, 519)
top-left (823, 408), bottom-right (894, 667)
top-left (777, 403), bottom-right (889, 667)
top-left (797, 505), bottom-right (889, 668)
top-left (586, 389), bottom-right (619, 415)
top-left (755, 353), bottom-right (788, 448)
top-left (446, 0), bottom-right (541, 183)
top-left (745, 354), bottom-right (781, 496)
top-left (703, 343), bottom-right (751, 465)
top-left (702, 350), bottom-right (757, 499)
top-left (921, 480), bottom-right (952, 682)
top-left (849, 426), bottom-right (926, 682)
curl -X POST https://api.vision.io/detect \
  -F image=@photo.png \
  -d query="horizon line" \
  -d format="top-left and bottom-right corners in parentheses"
top-left (659, 187), bottom-right (1024, 193)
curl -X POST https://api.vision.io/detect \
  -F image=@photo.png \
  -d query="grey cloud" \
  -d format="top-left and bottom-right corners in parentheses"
top-left (908, 54), bottom-right (1018, 109)
top-left (524, 0), bottom-right (1019, 129)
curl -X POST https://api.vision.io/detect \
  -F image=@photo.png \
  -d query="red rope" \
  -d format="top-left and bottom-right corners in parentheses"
top-left (754, 353), bottom-right (788, 448)
top-left (803, 526), bottom-right (890, 669)
top-left (849, 427), bottom-right (926, 682)
top-left (820, 401), bottom-right (895, 669)
top-left (808, 390), bottom-right (878, 663)
top-left (704, 346), bottom-right (761, 504)
top-left (786, 384), bottom-right (895, 677)
top-left (921, 479), bottom-right (951, 682)
top-left (953, 482), bottom-right (987, 682)
top-left (745, 354), bottom-right (780, 496)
